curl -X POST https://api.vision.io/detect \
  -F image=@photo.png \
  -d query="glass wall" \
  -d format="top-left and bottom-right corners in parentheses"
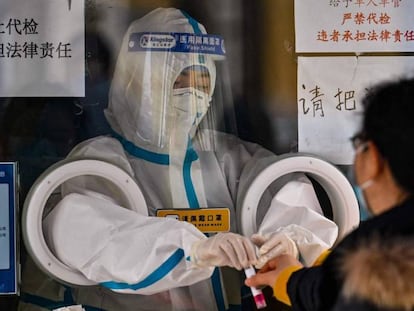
top-left (0, 1), bottom-right (312, 310)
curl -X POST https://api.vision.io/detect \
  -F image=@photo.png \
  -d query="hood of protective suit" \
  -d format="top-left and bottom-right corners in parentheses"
top-left (105, 8), bottom-right (217, 152)
top-left (338, 235), bottom-right (414, 311)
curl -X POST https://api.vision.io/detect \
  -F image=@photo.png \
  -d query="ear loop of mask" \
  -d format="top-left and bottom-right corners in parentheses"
top-left (359, 179), bottom-right (374, 190)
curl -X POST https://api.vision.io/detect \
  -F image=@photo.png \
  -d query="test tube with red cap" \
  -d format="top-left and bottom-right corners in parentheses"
top-left (244, 266), bottom-right (267, 309)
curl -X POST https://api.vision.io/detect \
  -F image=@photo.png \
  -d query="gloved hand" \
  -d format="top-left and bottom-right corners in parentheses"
top-left (191, 232), bottom-right (257, 270)
top-left (251, 232), bottom-right (299, 269)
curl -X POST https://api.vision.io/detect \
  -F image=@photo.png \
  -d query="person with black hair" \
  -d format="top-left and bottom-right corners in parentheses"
top-left (245, 77), bottom-right (414, 311)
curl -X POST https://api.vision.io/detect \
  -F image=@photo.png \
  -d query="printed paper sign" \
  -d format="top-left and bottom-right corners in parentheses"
top-left (295, 0), bottom-right (414, 53)
top-left (0, 0), bottom-right (84, 97)
top-left (298, 56), bottom-right (414, 164)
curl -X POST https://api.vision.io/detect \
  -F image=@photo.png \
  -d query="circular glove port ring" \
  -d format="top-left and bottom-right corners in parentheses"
top-left (22, 159), bottom-right (147, 286)
top-left (238, 153), bottom-right (360, 243)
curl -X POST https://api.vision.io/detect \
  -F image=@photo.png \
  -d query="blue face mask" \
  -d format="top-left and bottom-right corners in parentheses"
top-left (348, 167), bottom-right (373, 221)
top-left (354, 185), bottom-right (372, 220)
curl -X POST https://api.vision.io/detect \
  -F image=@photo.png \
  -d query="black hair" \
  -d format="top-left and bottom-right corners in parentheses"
top-left (362, 77), bottom-right (414, 194)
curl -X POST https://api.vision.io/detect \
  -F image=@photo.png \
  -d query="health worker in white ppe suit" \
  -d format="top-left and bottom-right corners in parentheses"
top-left (19, 7), bottom-right (338, 311)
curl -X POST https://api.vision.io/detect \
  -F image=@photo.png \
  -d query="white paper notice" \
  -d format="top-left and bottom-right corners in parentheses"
top-left (295, 0), bottom-right (414, 53)
top-left (298, 56), bottom-right (414, 164)
top-left (0, 0), bottom-right (85, 97)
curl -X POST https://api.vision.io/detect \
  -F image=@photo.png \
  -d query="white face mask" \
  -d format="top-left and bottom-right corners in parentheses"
top-left (171, 87), bottom-right (210, 139)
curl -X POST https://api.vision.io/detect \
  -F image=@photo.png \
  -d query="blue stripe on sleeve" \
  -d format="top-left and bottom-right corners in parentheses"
top-left (100, 248), bottom-right (184, 290)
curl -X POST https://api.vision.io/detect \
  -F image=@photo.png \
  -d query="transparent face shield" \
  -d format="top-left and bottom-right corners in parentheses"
top-left (105, 30), bottom-right (236, 154)
top-left (197, 60), bottom-right (238, 151)
top-left (170, 67), bottom-right (210, 144)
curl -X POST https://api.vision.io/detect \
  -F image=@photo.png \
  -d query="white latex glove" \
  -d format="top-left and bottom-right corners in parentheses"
top-left (191, 232), bottom-right (257, 270)
top-left (251, 232), bottom-right (299, 269)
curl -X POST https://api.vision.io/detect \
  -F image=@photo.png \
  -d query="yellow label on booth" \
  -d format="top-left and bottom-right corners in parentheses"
top-left (156, 208), bottom-right (230, 233)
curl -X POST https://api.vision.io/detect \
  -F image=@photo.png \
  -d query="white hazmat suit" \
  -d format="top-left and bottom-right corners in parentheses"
top-left (20, 8), bottom-right (338, 311)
